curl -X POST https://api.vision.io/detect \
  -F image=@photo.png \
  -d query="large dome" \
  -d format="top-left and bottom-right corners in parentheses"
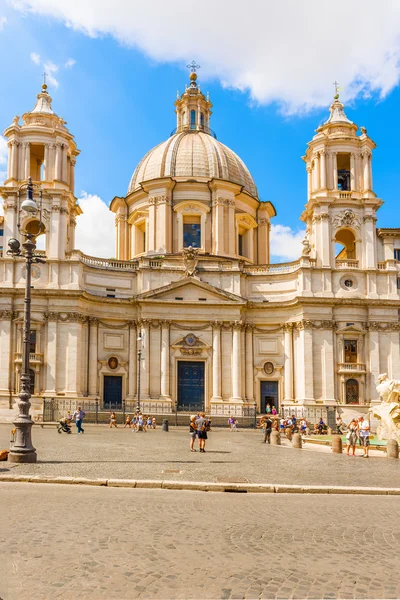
top-left (128, 130), bottom-right (258, 198)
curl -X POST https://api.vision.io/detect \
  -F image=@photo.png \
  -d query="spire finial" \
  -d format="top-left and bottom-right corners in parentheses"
top-left (333, 80), bottom-right (340, 99)
top-left (42, 71), bottom-right (48, 92)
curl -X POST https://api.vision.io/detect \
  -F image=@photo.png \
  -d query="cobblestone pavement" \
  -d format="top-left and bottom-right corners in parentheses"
top-left (1, 482), bottom-right (400, 600)
top-left (0, 425), bottom-right (397, 488)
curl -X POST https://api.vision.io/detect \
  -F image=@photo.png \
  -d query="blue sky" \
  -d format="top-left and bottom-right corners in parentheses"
top-left (1, 1), bottom-right (400, 260)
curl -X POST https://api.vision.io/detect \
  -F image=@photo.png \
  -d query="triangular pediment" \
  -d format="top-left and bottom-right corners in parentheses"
top-left (136, 276), bottom-right (245, 304)
top-left (336, 324), bottom-right (365, 334)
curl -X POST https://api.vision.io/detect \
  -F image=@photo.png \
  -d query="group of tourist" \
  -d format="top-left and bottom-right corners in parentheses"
top-left (121, 413), bottom-right (156, 431)
top-left (189, 413), bottom-right (211, 452)
top-left (345, 416), bottom-right (371, 458)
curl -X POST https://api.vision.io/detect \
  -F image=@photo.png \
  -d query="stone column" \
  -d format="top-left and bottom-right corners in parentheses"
top-left (55, 143), bottom-right (62, 180)
top-left (70, 158), bottom-right (76, 194)
top-left (0, 311), bottom-right (13, 395)
top-left (212, 322), bottom-right (222, 400)
top-left (140, 320), bottom-right (150, 398)
top-left (368, 153), bottom-right (373, 190)
top-left (213, 198), bottom-right (225, 255)
top-left (18, 143), bottom-right (26, 181)
top-left (127, 321), bottom-right (137, 400)
top-left (49, 205), bottom-right (61, 259)
top-left (45, 313), bottom-right (58, 393)
top-left (295, 320), bottom-right (314, 402)
top-left (227, 200), bottom-right (236, 255)
top-left (283, 324), bottom-right (293, 401)
top-left (147, 198), bottom-right (156, 253)
top-left (362, 151), bottom-right (369, 191)
top-left (320, 151), bottom-right (326, 189)
top-left (350, 153), bottom-right (356, 191)
top-left (332, 152), bottom-right (338, 190)
top-left (231, 321), bottom-right (242, 401)
top-left (368, 327), bottom-right (380, 402)
top-left (356, 153), bottom-right (362, 190)
top-left (62, 145), bottom-right (68, 183)
top-left (43, 144), bottom-right (50, 181)
top-left (160, 320), bottom-right (171, 398)
top-left (314, 153), bottom-right (320, 190)
top-left (245, 324), bottom-right (254, 402)
top-left (257, 218), bottom-right (269, 264)
top-left (306, 166), bottom-right (312, 197)
top-left (88, 317), bottom-right (99, 396)
top-left (320, 214), bottom-right (331, 267)
top-left (11, 141), bottom-right (18, 180)
top-left (364, 215), bottom-right (377, 269)
top-left (7, 142), bottom-right (12, 179)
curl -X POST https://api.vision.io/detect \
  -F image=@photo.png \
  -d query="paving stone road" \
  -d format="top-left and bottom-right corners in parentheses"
top-left (1, 482), bottom-right (400, 600)
top-left (0, 424), bottom-right (397, 488)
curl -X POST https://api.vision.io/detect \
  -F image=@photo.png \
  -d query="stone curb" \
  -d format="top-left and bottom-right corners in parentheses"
top-left (0, 473), bottom-right (400, 495)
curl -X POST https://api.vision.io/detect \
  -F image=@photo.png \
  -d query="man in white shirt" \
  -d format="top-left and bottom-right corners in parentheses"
top-left (359, 417), bottom-right (370, 458)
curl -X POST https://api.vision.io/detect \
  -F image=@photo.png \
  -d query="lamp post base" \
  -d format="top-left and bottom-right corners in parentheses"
top-left (8, 449), bottom-right (37, 463)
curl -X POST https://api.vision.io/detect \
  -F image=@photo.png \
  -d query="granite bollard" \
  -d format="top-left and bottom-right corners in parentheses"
top-left (332, 434), bottom-right (343, 454)
top-left (386, 439), bottom-right (399, 459)
top-left (292, 432), bottom-right (302, 449)
top-left (270, 430), bottom-right (281, 445)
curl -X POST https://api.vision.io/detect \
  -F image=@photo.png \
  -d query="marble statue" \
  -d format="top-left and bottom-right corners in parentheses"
top-left (370, 373), bottom-right (400, 442)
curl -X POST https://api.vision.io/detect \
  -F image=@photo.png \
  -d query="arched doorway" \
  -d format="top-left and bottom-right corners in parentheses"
top-left (335, 229), bottom-right (356, 260)
top-left (345, 378), bottom-right (359, 404)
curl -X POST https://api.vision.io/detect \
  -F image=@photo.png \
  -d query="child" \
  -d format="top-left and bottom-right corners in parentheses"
top-left (152, 417), bottom-right (156, 429)
top-left (147, 416), bottom-right (152, 429)
top-left (124, 415), bottom-right (132, 428)
top-left (109, 412), bottom-right (117, 428)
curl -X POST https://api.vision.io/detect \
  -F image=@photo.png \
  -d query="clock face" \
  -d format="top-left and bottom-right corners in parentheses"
top-left (185, 334), bottom-right (196, 346)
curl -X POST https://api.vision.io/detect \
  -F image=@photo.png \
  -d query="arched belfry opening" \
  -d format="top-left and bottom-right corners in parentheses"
top-left (335, 229), bottom-right (356, 260)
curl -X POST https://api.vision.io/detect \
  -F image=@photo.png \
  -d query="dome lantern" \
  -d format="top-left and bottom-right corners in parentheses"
top-left (174, 61), bottom-right (213, 135)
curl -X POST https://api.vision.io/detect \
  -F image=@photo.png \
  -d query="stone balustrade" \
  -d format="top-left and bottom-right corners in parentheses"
top-left (335, 259), bottom-right (359, 269)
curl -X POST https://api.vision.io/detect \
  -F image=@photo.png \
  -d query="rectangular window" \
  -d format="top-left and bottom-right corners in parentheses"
top-left (238, 234), bottom-right (243, 256)
top-left (397, 279), bottom-right (400, 289)
top-left (344, 339), bottom-right (357, 363)
top-left (394, 249), bottom-right (400, 261)
top-left (0, 229), bottom-right (3, 236)
top-left (29, 330), bottom-right (37, 354)
top-left (183, 222), bottom-right (201, 248)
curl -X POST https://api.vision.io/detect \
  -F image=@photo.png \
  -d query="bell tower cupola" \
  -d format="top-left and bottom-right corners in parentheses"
top-left (0, 81), bottom-right (82, 259)
top-left (174, 61), bottom-right (213, 134)
top-left (301, 85), bottom-right (382, 273)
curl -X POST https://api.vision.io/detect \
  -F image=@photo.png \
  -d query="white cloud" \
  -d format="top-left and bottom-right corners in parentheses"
top-left (75, 192), bottom-right (115, 258)
top-left (64, 57), bottom-right (76, 68)
top-left (30, 51), bottom-right (40, 65)
top-left (270, 224), bottom-right (305, 262)
top-left (0, 135), bottom-right (8, 185)
top-left (0, 16), bottom-right (7, 30)
top-left (10, 0), bottom-right (400, 112)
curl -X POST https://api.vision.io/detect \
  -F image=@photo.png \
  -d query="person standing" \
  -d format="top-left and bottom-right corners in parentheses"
top-left (196, 412), bottom-right (207, 452)
top-left (189, 415), bottom-right (197, 452)
top-left (109, 412), bottom-right (117, 428)
top-left (359, 416), bottom-right (370, 458)
top-left (73, 406), bottom-right (86, 434)
top-left (262, 416), bottom-right (273, 444)
top-left (346, 418), bottom-right (358, 456)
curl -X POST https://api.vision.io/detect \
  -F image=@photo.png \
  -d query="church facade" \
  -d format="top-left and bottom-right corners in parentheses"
top-left (1, 71), bottom-right (400, 422)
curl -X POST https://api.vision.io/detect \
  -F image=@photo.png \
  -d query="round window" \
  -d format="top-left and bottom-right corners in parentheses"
top-left (344, 279), bottom-right (353, 288)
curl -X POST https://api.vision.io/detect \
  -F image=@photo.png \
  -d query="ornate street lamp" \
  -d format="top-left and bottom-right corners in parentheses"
top-left (136, 333), bottom-right (142, 415)
top-left (7, 177), bottom-right (46, 463)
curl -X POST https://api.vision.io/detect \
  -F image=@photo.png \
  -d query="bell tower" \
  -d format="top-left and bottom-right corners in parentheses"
top-left (0, 82), bottom-right (81, 259)
top-left (301, 88), bottom-right (382, 277)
